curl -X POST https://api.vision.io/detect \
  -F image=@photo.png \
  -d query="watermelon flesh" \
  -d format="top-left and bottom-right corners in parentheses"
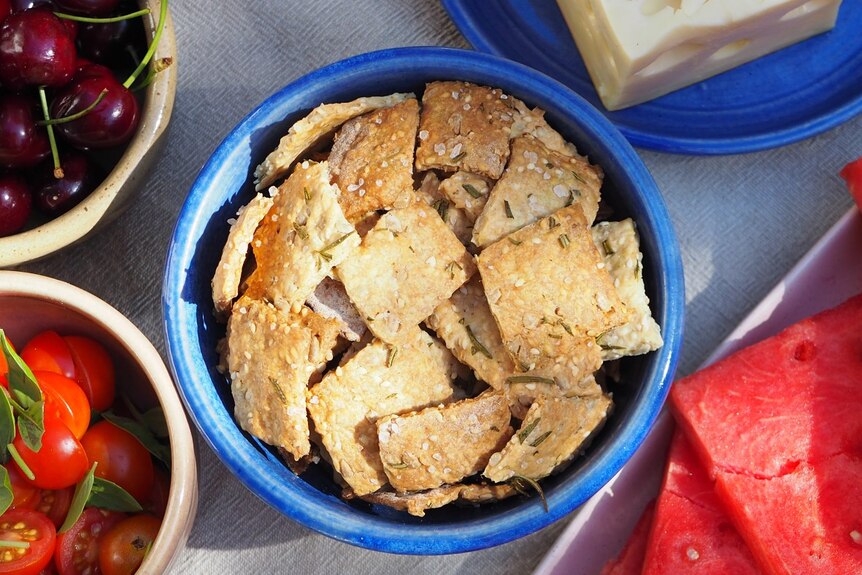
top-left (671, 293), bottom-right (862, 574)
top-left (641, 430), bottom-right (761, 575)
top-left (841, 157), bottom-right (862, 212)
top-left (600, 501), bottom-right (655, 575)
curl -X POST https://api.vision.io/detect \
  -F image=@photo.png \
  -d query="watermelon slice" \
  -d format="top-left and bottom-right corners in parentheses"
top-left (641, 430), bottom-right (761, 575)
top-left (671, 293), bottom-right (862, 574)
top-left (600, 501), bottom-right (655, 575)
top-left (841, 157), bottom-right (862, 212)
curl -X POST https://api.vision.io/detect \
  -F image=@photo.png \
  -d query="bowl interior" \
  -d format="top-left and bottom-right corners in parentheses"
top-left (164, 47), bottom-right (683, 553)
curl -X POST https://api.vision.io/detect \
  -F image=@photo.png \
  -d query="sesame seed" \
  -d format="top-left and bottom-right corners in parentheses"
top-left (514, 278), bottom-right (525, 288)
top-left (451, 91), bottom-right (460, 99)
top-left (596, 262), bottom-right (606, 269)
top-left (381, 160), bottom-right (389, 168)
top-left (375, 179), bottom-right (383, 187)
top-left (450, 143), bottom-right (463, 159)
top-left (432, 453), bottom-right (442, 461)
top-left (463, 103), bottom-right (471, 111)
top-left (419, 130), bottom-right (429, 140)
top-left (422, 441), bottom-right (430, 450)
top-left (434, 143), bottom-right (446, 156)
top-left (552, 184), bottom-right (567, 198)
top-left (227, 218), bottom-right (237, 226)
top-left (347, 183), bottom-right (360, 192)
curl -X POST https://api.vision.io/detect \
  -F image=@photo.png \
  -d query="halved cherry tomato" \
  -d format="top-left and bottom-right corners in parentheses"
top-left (97, 514), bottom-right (161, 575)
top-left (31, 488), bottom-right (73, 530)
top-left (7, 465), bottom-right (40, 510)
top-left (63, 337), bottom-right (114, 411)
top-left (20, 332), bottom-right (75, 381)
top-left (11, 416), bottom-right (89, 490)
top-left (143, 468), bottom-right (170, 518)
top-left (0, 508), bottom-right (56, 575)
top-left (80, 421), bottom-right (153, 503)
top-left (55, 508), bottom-right (124, 575)
top-left (840, 156), bottom-right (862, 211)
top-left (34, 372), bottom-right (91, 440)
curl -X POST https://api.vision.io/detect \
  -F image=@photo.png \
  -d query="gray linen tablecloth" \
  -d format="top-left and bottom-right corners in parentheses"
top-left (17, 1), bottom-right (862, 573)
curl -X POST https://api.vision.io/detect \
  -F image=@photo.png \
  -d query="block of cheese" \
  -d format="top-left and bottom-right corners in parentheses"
top-left (557, 0), bottom-right (843, 110)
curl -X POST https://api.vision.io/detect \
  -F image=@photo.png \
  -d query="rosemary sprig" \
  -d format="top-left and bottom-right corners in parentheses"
top-left (507, 237), bottom-right (522, 246)
top-left (570, 170), bottom-right (587, 185)
top-left (269, 378), bottom-right (287, 405)
top-left (507, 375), bottom-right (555, 386)
top-left (462, 183), bottom-right (482, 198)
top-left (504, 200), bottom-right (514, 219)
top-left (432, 198), bottom-right (449, 221)
top-left (316, 231), bottom-right (356, 261)
top-left (451, 151), bottom-right (467, 162)
top-left (530, 430), bottom-right (552, 447)
top-left (292, 222), bottom-right (309, 240)
top-left (602, 240), bottom-right (614, 255)
top-left (446, 260), bottom-right (462, 279)
top-left (386, 345), bottom-right (398, 368)
top-left (465, 325), bottom-right (492, 359)
top-left (509, 475), bottom-right (548, 512)
top-left (516, 418), bottom-right (541, 443)
top-left (558, 234), bottom-right (570, 249)
top-left (548, 216), bottom-right (560, 229)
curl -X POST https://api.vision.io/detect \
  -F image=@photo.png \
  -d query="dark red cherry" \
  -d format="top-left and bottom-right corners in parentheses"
top-left (0, 9), bottom-right (77, 87)
top-left (76, 18), bottom-right (130, 65)
top-left (0, 1), bottom-right (11, 23)
top-left (54, 0), bottom-right (118, 16)
top-left (32, 149), bottom-right (99, 215)
top-left (60, 14), bottom-right (77, 40)
top-left (51, 75), bottom-right (139, 149)
top-left (0, 173), bottom-right (30, 236)
top-left (10, 0), bottom-right (53, 12)
top-left (0, 94), bottom-right (49, 168)
top-left (74, 58), bottom-right (115, 81)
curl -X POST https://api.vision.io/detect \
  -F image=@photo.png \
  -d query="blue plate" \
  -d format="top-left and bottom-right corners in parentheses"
top-left (163, 47), bottom-right (684, 554)
top-left (441, 0), bottom-right (862, 154)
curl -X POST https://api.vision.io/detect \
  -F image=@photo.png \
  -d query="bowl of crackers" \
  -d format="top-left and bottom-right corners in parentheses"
top-left (163, 47), bottom-right (684, 553)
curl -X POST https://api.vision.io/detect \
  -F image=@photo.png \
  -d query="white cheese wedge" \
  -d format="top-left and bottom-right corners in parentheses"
top-left (557, 0), bottom-right (842, 110)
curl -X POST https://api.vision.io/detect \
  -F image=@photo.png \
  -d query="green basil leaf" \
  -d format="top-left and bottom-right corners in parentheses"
top-left (87, 477), bottom-right (142, 512)
top-left (0, 331), bottom-right (41, 405)
top-left (0, 389), bottom-right (15, 463)
top-left (60, 463), bottom-right (96, 533)
top-left (142, 407), bottom-right (168, 439)
top-left (16, 400), bottom-right (44, 453)
top-left (0, 466), bottom-right (12, 516)
top-left (101, 411), bottom-right (170, 466)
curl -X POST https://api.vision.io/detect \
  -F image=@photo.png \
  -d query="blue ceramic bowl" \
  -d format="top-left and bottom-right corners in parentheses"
top-left (163, 47), bottom-right (684, 554)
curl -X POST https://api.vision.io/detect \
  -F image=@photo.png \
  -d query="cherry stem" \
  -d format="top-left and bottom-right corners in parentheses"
top-left (38, 89), bottom-right (108, 126)
top-left (132, 57), bottom-right (172, 91)
top-left (53, 7), bottom-right (150, 24)
top-left (6, 443), bottom-right (34, 481)
top-left (37, 87), bottom-right (64, 179)
top-left (123, 0), bottom-right (169, 90)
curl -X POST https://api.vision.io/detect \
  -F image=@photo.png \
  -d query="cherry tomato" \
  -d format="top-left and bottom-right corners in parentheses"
top-left (97, 514), bottom-right (160, 575)
top-left (143, 468), bottom-right (169, 519)
top-left (80, 421), bottom-right (152, 503)
top-left (840, 156), bottom-right (862, 211)
top-left (54, 508), bottom-right (123, 575)
top-left (7, 465), bottom-right (39, 510)
top-left (63, 337), bottom-right (114, 411)
top-left (0, 336), bottom-right (15, 388)
top-left (31, 488), bottom-right (73, 529)
top-left (34, 371), bottom-right (90, 440)
top-left (0, 508), bottom-right (56, 575)
top-left (20, 332), bottom-right (75, 380)
top-left (11, 415), bottom-right (89, 490)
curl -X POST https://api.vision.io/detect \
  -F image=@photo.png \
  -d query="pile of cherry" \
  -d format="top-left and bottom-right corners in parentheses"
top-left (0, 0), bottom-right (163, 237)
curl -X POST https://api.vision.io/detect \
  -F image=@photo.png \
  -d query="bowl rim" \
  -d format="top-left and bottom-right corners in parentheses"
top-left (163, 46), bottom-right (684, 554)
top-left (0, 270), bottom-right (197, 572)
top-left (0, 0), bottom-right (177, 268)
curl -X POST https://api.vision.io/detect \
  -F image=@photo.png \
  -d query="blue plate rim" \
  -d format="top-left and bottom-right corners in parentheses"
top-left (162, 46), bottom-right (685, 554)
top-left (440, 0), bottom-right (862, 155)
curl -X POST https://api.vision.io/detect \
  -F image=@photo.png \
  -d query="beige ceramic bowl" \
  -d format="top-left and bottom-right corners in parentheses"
top-left (0, 0), bottom-right (177, 267)
top-left (0, 271), bottom-right (197, 574)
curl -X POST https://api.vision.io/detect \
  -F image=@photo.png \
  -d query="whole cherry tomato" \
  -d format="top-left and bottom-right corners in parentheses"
top-left (80, 421), bottom-right (152, 503)
top-left (63, 336), bottom-right (114, 411)
top-left (97, 514), bottom-right (161, 575)
top-left (11, 415), bottom-right (89, 490)
top-left (0, 508), bottom-right (56, 575)
top-left (54, 508), bottom-right (123, 575)
top-left (7, 464), bottom-right (39, 510)
top-left (34, 371), bottom-right (90, 440)
top-left (840, 156), bottom-right (862, 211)
top-left (20, 332), bottom-right (75, 380)
top-left (143, 468), bottom-right (170, 519)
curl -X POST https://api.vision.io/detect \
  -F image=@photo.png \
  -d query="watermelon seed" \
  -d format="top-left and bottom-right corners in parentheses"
top-left (686, 547), bottom-right (700, 561)
top-left (851, 530), bottom-right (862, 545)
